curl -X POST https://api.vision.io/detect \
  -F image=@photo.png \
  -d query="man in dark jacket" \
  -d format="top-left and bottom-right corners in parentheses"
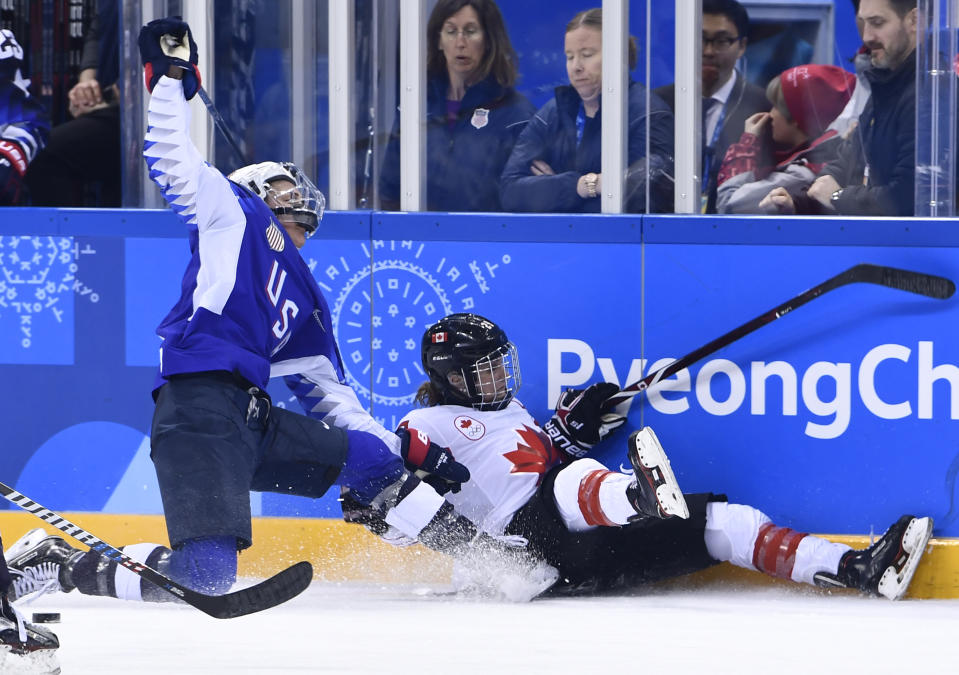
top-left (761, 0), bottom-right (917, 216)
top-left (654, 0), bottom-right (769, 213)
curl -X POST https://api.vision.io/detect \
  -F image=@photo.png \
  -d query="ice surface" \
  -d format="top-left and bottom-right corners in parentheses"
top-left (17, 580), bottom-right (959, 674)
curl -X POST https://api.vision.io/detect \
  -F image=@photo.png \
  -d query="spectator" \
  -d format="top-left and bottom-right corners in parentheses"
top-left (499, 7), bottom-right (674, 213)
top-left (23, 0), bottom-right (121, 207)
top-left (654, 0), bottom-right (769, 213)
top-left (761, 0), bottom-right (917, 216)
top-left (379, 0), bottom-right (534, 212)
top-left (716, 65), bottom-right (856, 214)
top-left (0, 28), bottom-right (49, 205)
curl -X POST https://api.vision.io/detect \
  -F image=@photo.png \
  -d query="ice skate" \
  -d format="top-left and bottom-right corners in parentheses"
top-left (5, 529), bottom-right (82, 602)
top-left (0, 593), bottom-right (60, 674)
top-left (625, 427), bottom-right (689, 520)
top-left (813, 515), bottom-right (933, 600)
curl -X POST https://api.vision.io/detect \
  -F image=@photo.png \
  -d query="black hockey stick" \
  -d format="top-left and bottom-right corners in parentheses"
top-left (197, 85), bottom-right (248, 169)
top-left (0, 480), bottom-right (312, 619)
top-left (605, 263), bottom-right (955, 408)
top-left (160, 35), bottom-right (248, 168)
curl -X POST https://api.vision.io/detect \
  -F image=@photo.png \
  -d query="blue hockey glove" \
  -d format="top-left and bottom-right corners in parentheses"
top-left (543, 382), bottom-right (627, 459)
top-left (396, 425), bottom-right (470, 495)
top-left (138, 16), bottom-right (201, 99)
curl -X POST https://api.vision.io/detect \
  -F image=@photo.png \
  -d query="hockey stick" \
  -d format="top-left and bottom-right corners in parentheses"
top-left (605, 263), bottom-right (955, 408)
top-left (160, 35), bottom-right (248, 168)
top-left (0, 481), bottom-right (312, 619)
top-left (197, 85), bottom-right (248, 169)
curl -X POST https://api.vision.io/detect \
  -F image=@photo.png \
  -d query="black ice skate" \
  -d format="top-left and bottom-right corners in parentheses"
top-left (0, 592), bottom-right (60, 674)
top-left (813, 515), bottom-right (933, 601)
top-left (625, 427), bottom-right (689, 521)
top-left (5, 529), bottom-right (82, 602)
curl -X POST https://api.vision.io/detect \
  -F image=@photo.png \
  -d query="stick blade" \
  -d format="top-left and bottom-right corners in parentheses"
top-left (857, 264), bottom-right (955, 299)
top-left (186, 561), bottom-right (313, 619)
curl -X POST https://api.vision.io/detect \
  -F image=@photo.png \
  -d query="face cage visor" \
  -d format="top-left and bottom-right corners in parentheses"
top-left (266, 171), bottom-right (326, 237)
top-left (464, 342), bottom-right (521, 411)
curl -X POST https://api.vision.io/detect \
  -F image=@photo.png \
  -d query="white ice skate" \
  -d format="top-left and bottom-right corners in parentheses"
top-left (626, 427), bottom-right (689, 520)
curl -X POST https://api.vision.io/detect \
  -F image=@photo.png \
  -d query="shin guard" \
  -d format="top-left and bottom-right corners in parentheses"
top-left (752, 523), bottom-right (808, 580)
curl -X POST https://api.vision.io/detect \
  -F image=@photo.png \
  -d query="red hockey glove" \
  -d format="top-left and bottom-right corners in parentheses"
top-left (0, 140), bottom-right (27, 205)
top-left (396, 425), bottom-right (470, 495)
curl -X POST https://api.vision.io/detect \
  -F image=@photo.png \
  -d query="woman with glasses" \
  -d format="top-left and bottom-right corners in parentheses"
top-left (499, 7), bottom-right (674, 214)
top-left (379, 0), bottom-right (534, 212)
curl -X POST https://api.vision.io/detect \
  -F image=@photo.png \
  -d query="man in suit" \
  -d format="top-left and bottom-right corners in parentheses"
top-left (654, 0), bottom-right (769, 213)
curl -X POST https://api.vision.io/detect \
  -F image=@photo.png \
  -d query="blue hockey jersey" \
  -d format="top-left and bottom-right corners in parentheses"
top-left (143, 76), bottom-right (397, 449)
top-left (0, 29), bottom-right (49, 181)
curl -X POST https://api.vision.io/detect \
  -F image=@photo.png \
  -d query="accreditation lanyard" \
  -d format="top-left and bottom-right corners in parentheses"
top-left (700, 99), bottom-right (728, 212)
top-left (575, 102), bottom-right (586, 145)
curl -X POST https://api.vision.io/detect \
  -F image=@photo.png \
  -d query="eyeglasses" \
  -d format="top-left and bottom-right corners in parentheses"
top-left (702, 35), bottom-right (742, 50)
top-left (441, 26), bottom-right (483, 41)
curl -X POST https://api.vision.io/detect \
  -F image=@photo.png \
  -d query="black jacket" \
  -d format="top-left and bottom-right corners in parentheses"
top-left (817, 50), bottom-right (916, 216)
top-left (655, 72), bottom-right (769, 213)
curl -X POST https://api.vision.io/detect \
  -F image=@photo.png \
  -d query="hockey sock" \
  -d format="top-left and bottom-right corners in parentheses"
top-left (704, 502), bottom-right (851, 584)
top-left (553, 459), bottom-right (635, 531)
top-left (169, 536), bottom-right (237, 594)
top-left (338, 430), bottom-right (405, 504)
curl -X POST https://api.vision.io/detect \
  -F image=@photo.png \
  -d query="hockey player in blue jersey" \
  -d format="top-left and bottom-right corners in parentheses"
top-left (4, 17), bottom-right (506, 607)
top-left (0, 28), bottom-right (49, 205)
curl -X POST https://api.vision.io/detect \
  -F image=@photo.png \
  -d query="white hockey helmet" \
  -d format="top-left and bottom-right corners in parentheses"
top-left (227, 161), bottom-right (325, 236)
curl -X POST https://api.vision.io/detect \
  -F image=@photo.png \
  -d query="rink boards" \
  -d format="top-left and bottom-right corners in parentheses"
top-left (0, 208), bottom-right (956, 593)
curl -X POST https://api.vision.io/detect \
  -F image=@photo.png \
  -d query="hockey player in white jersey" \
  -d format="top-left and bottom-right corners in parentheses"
top-left (355, 312), bottom-right (932, 600)
top-left (4, 18), bottom-right (508, 608)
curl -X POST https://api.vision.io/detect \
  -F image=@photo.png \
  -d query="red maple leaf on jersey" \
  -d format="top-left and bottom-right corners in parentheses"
top-left (503, 425), bottom-right (560, 481)
top-left (460, 419), bottom-right (472, 429)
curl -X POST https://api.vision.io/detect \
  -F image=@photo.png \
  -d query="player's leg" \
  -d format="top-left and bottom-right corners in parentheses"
top-left (703, 502), bottom-right (932, 600)
top-left (0, 534), bottom-right (59, 674)
top-left (550, 427), bottom-right (687, 532)
top-left (509, 463), bottom-right (721, 594)
top-left (6, 375), bottom-right (259, 603)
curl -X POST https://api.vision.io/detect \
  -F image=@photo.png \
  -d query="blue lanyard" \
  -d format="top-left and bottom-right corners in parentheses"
top-left (575, 103), bottom-right (586, 145)
top-left (702, 99), bottom-right (728, 195)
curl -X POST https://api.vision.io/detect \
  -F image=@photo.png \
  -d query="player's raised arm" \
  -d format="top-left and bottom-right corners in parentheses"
top-left (138, 17), bottom-right (240, 231)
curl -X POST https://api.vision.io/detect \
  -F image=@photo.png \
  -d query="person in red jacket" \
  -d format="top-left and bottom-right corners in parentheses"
top-left (716, 64), bottom-right (856, 214)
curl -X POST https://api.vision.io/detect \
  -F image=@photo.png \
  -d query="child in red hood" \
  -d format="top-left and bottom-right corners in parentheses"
top-left (716, 64), bottom-right (856, 213)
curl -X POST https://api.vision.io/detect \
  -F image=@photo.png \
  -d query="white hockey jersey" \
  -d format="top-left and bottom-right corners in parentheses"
top-left (401, 400), bottom-right (562, 535)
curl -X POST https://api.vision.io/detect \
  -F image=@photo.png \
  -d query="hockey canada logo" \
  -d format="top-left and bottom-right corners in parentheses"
top-left (454, 415), bottom-right (486, 440)
top-left (265, 222), bottom-right (285, 252)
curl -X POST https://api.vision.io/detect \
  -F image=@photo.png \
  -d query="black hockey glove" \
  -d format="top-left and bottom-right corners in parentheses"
top-left (396, 425), bottom-right (470, 495)
top-left (0, 140), bottom-right (26, 205)
top-left (543, 382), bottom-right (627, 460)
top-left (138, 16), bottom-right (201, 99)
top-left (340, 488), bottom-right (390, 537)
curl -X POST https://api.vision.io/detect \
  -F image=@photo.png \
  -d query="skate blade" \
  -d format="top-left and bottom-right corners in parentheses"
top-left (634, 428), bottom-right (689, 520)
top-left (877, 516), bottom-right (933, 601)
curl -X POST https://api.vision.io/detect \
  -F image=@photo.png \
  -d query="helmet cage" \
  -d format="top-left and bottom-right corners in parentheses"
top-left (461, 341), bottom-right (521, 411)
top-left (228, 161), bottom-right (325, 236)
top-left (422, 313), bottom-right (521, 411)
